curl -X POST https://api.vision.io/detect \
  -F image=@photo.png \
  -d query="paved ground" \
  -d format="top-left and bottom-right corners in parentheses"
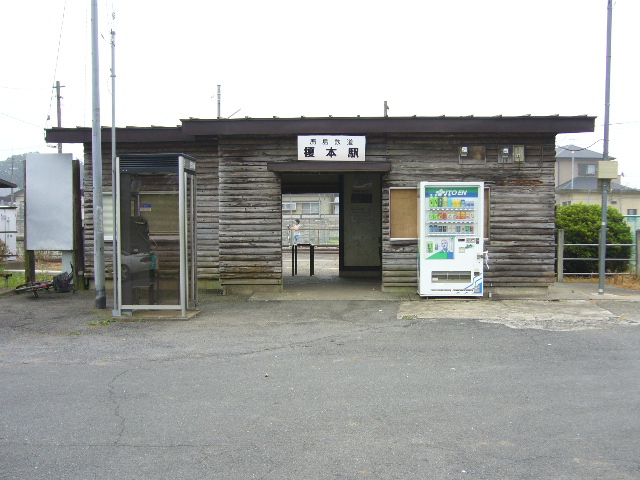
top-left (1, 272), bottom-right (639, 479)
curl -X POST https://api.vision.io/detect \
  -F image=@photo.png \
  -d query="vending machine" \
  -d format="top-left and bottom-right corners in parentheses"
top-left (418, 182), bottom-right (485, 297)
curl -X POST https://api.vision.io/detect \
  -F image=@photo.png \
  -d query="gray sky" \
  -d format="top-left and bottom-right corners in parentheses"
top-left (2, 1), bottom-right (639, 186)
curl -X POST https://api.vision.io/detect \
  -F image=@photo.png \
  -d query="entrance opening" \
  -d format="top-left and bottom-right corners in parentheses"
top-left (280, 172), bottom-right (382, 287)
top-left (281, 173), bottom-right (340, 280)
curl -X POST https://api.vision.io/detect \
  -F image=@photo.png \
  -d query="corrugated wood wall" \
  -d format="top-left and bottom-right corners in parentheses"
top-left (82, 139), bottom-right (219, 279)
top-left (82, 132), bottom-right (557, 291)
top-left (217, 136), bottom-right (291, 288)
top-left (381, 134), bottom-right (557, 289)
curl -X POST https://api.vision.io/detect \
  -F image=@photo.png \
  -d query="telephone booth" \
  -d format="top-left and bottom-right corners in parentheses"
top-left (114, 154), bottom-right (197, 317)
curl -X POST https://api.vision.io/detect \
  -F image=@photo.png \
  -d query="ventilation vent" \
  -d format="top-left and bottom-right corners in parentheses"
top-left (118, 154), bottom-right (194, 174)
top-left (431, 271), bottom-right (472, 283)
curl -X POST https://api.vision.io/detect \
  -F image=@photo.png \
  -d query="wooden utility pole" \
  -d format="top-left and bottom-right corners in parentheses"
top-left (55, 81), bottom-right (64, 153)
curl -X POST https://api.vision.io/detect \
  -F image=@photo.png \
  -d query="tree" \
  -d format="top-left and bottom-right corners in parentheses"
top-left (0, 154), bottom-right (27, 189)
top-left (556, 204), bottom-right (633, 274)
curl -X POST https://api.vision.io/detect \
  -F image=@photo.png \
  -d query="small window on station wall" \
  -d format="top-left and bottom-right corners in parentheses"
top-left (138, 192), bottom-right (179, 235)
top-left (103, 193), bottom-right (114, 241)
top-left (390, 188), bottom-right (418, 239)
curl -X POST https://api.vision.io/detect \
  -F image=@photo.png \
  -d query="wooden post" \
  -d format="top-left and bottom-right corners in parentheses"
top-left (557, 229), bottom-right (564, 283)
top-left (24, 250), bottom-right (36, 283)
top-left (73, 160), bottom-right (86, 290)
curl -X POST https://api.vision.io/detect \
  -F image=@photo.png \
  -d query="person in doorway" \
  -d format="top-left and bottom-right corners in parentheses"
top-left (289, 219), bottom-right (301, 244)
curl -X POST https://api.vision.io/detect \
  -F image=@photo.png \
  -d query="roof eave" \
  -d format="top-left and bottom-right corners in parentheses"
top-left (181, 116), bottom-right (596, 136)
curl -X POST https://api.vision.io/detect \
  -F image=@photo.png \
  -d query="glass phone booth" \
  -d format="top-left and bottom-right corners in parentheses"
top-left (114, 154), bottom-right (197, 317)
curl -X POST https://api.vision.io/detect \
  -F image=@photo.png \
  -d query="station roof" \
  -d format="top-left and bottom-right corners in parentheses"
top-left (0, 178), bottom-right (17, 188)
top-left (46, 115), bottom-right (596, 144)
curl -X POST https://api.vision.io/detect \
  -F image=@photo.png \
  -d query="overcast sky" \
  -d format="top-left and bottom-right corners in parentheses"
top-left (2, 1), bottom-right (639, 186)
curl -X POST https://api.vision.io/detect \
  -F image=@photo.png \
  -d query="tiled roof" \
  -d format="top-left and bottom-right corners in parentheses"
top-left (556, 176), bottom-right (640, 192)
top-left (556, 145), bottom-right (615, 160)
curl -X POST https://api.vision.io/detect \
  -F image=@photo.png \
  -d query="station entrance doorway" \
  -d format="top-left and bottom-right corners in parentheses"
top-left (279, 172), bottom-right (382, 282)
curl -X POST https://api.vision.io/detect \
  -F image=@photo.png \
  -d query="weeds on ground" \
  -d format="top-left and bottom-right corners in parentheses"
top-left (1, 270), bottom-right (52, 288)
top-left (89, 319), bottom-right (117, 326)
top-left (564, 273), bottom-right (640, 290)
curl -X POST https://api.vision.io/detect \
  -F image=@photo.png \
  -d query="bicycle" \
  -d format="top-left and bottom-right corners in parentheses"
top-left (14, 266), bottom-right (76, 298)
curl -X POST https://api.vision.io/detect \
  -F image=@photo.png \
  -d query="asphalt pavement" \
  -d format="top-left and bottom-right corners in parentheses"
top-left (1, 278), bottom-right (639, 479)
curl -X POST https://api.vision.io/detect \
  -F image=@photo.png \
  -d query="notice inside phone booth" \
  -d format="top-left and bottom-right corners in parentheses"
top-left (418, 181), bottom-right (485, 297)
top-left (114, 154), bottom-right (197, 317)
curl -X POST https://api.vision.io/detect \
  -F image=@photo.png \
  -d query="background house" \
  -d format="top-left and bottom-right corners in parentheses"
top-left (281, 193), bottom-right (339, 246)
top-left (555, 145), bottom-right (640, 223)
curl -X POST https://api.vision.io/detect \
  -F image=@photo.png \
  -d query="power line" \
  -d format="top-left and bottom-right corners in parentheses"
top-left (555, 139), bottom-right (604, 152)
top-left (0, 86), bottom-right (50, 91)
top-left (45, 0), bottom-right (68, 130)
top-left (0, 112), bottom-right (43, 129)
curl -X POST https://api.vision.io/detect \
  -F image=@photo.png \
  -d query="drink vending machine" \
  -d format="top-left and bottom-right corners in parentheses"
top-left (418, 182), bottom-right (486, 296)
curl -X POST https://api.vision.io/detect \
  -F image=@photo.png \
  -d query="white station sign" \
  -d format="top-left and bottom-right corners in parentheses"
top-left (298, 135), bottom-right (366, 161)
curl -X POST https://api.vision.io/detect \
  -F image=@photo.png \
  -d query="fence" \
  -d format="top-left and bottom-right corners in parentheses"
top-left (282, 227), bottom-right (339, 247)
top-left (556, 229), bottom-right (640, 282)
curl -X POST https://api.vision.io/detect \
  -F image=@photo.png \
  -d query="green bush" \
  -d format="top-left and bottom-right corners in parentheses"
top-left (0, 239), bottom-right (8, 269)
top-left (556, 204), bottom-right (633, 274)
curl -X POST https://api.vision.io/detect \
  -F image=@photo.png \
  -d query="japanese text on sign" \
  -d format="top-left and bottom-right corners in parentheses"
top-left (298, 135), bottom-right (366, 161)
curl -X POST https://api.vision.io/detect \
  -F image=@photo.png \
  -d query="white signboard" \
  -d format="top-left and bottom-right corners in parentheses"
top-left (26, 153), bottom-right (74, 250)
top-left (298, 135), bottom-right (366, 161)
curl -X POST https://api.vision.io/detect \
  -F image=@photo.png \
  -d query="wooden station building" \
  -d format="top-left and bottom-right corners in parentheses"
top-left (46, 115), bottom-right (595, 295)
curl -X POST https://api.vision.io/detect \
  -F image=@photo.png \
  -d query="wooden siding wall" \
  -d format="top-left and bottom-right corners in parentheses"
top-left (82, 131), bottom-right (558, 292)
top-left (217, 136), bottom-right (290, 290)
top-left (82, 139), bottom-right (219, 280)
top-left (382, 133), bottom-right (557, 289)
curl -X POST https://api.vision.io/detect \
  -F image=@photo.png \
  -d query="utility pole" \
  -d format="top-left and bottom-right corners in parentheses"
top-left (111, 27), bottom-right (119, 315)
top-left (92, 0), bottom-right (106, 309)
top-left (599, 0), bottom-right (613, 295)
top-left (217, 85), bottom-right (221, 119)
top-left (55, 81), bottom-right (64, 153)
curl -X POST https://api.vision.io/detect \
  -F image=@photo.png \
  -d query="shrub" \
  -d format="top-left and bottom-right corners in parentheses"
top-left (0, 239), bottom-right (8, 269)
top-left (556, 204), bottom-right (633, 274)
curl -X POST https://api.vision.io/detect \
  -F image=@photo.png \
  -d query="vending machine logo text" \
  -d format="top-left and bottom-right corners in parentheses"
top-left (434, 189), bottom-right (468, 197)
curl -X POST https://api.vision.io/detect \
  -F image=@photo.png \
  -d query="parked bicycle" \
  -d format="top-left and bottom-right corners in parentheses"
top-left (14, 266), bottom-right (76, 298)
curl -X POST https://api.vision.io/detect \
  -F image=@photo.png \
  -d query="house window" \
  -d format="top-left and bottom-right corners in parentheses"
top-left (300, 202), bottom-right (320, 214)
top-left (562, 201), bottom-right (572, 206)
top-left (627, 209), bottom-right (637, 215)
top-left (578, 164), bottom-right (597, 176)
top-left (282, 202), bottom-right (296, 212)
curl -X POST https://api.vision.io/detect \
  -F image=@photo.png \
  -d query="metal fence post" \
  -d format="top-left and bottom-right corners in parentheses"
top-left (557, 229), bottom-right (564, 283)
top-left (636, 230), bottom-right (640, 277)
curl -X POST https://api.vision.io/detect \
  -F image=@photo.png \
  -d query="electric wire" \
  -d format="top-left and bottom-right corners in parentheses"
top-left (555, 140), bottom-right (604, 153)
top-left (0, 112), bottom-right (42, 129)
top-left (44, 0), bottom-right (68, 130)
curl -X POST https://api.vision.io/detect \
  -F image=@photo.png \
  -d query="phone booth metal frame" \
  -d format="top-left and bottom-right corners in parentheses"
top-left (114, 153), bottom-right (197, 317)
